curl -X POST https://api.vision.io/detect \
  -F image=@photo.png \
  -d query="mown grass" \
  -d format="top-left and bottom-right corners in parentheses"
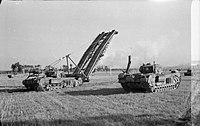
top-left (0, 71), bottom-right (191, 126)
top-left (191, 65), bottom-right (200, 126)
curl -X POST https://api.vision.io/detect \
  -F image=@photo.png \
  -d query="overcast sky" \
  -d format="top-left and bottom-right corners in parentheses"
top-left (0, 0), bottom-right (191, 70)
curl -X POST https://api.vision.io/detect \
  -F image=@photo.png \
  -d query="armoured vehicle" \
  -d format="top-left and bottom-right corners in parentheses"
top-left (23, 30), bottom-right (118, 91)
top-left (118, 56), bottom-right (181, 92)
top-left (184, 69), bottom-right (191, 76)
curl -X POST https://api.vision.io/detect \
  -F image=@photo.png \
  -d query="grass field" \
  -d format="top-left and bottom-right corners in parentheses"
top-left (191, 65), bottom-right (200, 126)
top-left (0, 71), bottom-right (191, 126)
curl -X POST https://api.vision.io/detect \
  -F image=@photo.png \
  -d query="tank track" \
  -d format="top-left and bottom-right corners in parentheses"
top-left (43, 78), bottom-right (82, 91)
top-left (151, 82), bottom-right (180, 92)
top-left (120, 82), bottom-right (181, 93)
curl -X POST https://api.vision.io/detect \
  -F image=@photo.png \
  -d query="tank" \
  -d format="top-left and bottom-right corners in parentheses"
top-left (22, 70), bottom-right (83, 91)
top-left (22, 30), bottom-right (118, 91)
top-left (118, 56), bottom-right (181, 93)
top-left (184, 69), bottom-right (191, 76)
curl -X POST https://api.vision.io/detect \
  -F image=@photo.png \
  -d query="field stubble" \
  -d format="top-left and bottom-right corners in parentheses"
top-left (0, 71), bottom-right (191, 126)
top-left (191, 65), bottom-right (200, 125)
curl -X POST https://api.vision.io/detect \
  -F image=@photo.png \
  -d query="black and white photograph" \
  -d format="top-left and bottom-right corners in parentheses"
top-left (0, 0), bottom-right (199, 125)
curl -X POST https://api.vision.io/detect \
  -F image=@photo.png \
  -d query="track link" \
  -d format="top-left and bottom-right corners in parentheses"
top-left (153, 83), bottom-right (180, 92)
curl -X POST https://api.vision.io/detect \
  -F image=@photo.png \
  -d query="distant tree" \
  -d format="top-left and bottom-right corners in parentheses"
top-left (11, 62), bottom-right (24, 73)
top-left (105, 66), bottom-right (109, 72)
top-left (11, 64), bottom-right (18, 73)
top-left (35, 65), bottom-right (41, 68)
top-left (96, 65), bottom-right (102, 71)
top-left (96, 65), bottom-right (110, 72)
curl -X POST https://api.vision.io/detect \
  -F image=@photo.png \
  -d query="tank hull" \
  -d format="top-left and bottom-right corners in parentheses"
top-left (118, 72), bottom-right (181, 93)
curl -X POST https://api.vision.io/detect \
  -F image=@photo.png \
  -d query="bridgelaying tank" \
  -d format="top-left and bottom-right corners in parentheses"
top-left (22, 30), bottom-right (118, 91)
top-left (118, 56), bottom-right (181, 92)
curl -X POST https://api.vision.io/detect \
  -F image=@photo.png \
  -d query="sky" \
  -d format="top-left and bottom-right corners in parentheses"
top-left (0, 0), bottom-right (191, 70)
top-left (191, 0), bottom-right (200, 65)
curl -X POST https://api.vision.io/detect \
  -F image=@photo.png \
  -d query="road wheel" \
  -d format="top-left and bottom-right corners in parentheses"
top-left (36, 85), bottom-right (45, 91)
top-left (149, 87), bottom-right (155, 93)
